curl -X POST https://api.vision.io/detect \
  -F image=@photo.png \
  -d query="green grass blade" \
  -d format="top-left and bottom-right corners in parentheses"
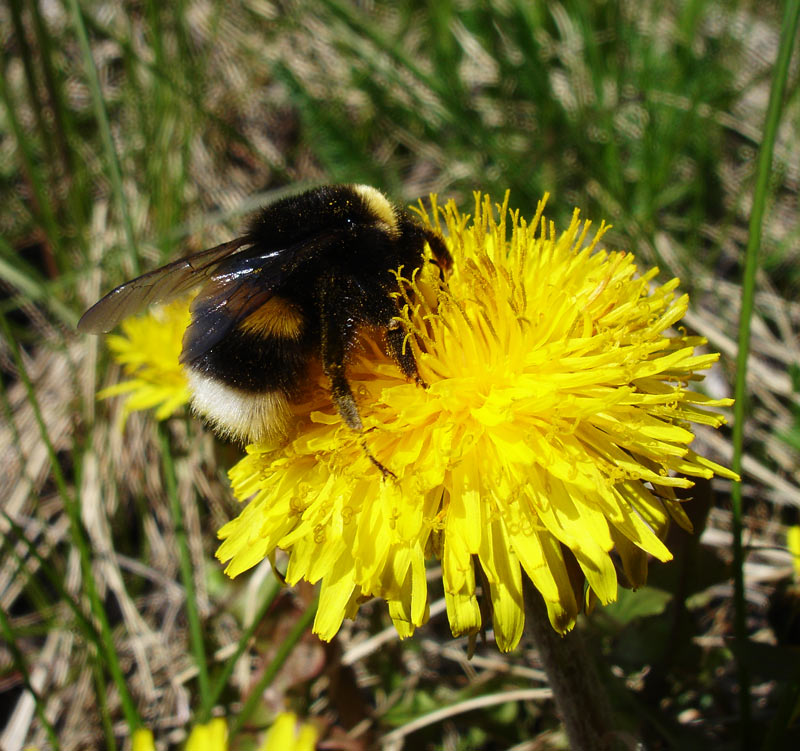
top-left (761, 660), bottom-right (800, 751)
top-left (65, 0), bottom-right (139, 274)
top-left (729, 1), bottom-right (800, 746)
top-left (1, 512), bottom-right (104, 651)
top-left (158, 424), bottom-right (211, 707)
top-left (0, 513), bottom-right (121, 742)
top-left (92, 660), bottom-right (119, 751)
top-left (0, 63), bottom-right (63, 261)
top-left (0, 313), bottom-right (143, 733)
top-left (79, 10), bottom-right (288, 181)
top-left (0, 237), bottom-right (78, 327)
top-left (8, 0), bottom-right (57, 177)
top-left (200, 576), bottom-right (282, 722)
top-left (0, 608), bottom-right (61, 750)
top-left (230, 591), bottom-right (319, 736)
top-left (29, 0), bottom-right (89, 233)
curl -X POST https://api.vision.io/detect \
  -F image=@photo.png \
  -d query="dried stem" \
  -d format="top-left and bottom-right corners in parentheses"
top-left (524, 582), bottom-right (619, 750)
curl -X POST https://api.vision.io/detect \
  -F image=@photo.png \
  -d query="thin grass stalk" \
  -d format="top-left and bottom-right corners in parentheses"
top-left (91, 659), bottom-right (119, 751)
top-left (0, 313), bottom-right (143, 733)
top-left (0, 66), bottom-right (62, 260)
top-left (230, 592), bottom-right (319, 736)
top-left (1, 520), bottom-right (62, 628)
top-left (761, 659), bottom-right (800, 751)
top-left (0, 608), bottom-right (61, 750)
top-left (318, 0), bottom-right (488, 149)
top-left (200, 576), bottom-right (282, 722)
top-left (79, 12), bottom-right (285, 179)
top-left (157, 424), bottom-right (211, 707)
top-left (0, 253), bottom-right (76, 327)
top-left (730, 1), bottom-right (800, 746)
top-left (65, 0), bottom-right (140, 274)
top-left (322, 0), bottom-right (455, 110)
top-left (1, 512), bottom-right (105, 653)
top-left (0, 520), bottom-right (122, 739)
top-left (0, 373), bottom-right (35, 490)
top-left (170, 0), bottom-right (205, 114)
top-left (8, 0), bottom-right (57, 179)
top-left (29, 0), bottom-right (84, 230)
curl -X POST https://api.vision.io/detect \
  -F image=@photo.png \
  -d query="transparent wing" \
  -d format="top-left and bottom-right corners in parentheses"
top-left (180, 228), bottom-right (347, 363)
top-left (77, 237), bottom-right (250, 334)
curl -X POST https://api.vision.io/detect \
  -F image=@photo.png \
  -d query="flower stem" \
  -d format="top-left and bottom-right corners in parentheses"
top-left (158, 424), bottom-right (211, 708)
top-left (524, 583), bottom-right (617, 751)
top-left (730, 2), bottom-right (800, 746)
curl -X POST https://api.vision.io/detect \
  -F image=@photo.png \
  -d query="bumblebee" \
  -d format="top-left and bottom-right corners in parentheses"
top-left (80, 184), bottom-right (452, 456)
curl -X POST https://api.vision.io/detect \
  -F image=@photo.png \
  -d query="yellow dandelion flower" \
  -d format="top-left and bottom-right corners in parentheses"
top-left (100, 298), bottom-right (191, 420)
top-left (132, 728), bottom-right (156, 751)
top-left (215, 192), bottom-right (739, 650)
top-left (131, 713), bottom-right (316, 750)
top-left (259, 712), bottom-right (318, 751)
top-left (788, 526), bottom-right (800, 582)
top-left (184, 718), bottom-right (228, 751)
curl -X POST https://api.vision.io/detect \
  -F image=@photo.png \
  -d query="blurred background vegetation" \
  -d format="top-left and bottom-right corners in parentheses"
top-left (1, 1), bottom-right (799, 749)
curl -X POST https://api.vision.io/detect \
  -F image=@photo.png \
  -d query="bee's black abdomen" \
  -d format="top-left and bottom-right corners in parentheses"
top-left (189, 329), bottom-right (313, 394)
top-left (184, 297), bottom-right (316, 444)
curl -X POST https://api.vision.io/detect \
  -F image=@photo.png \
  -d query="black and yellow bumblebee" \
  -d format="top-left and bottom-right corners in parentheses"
top-left (80, 184), bottom-right (452, 455)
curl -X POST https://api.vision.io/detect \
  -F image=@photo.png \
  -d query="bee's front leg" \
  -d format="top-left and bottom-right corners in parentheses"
top-left (317, 273), bottom-right (396, 479)
top-left (317, 273), bottom-right (364, 432)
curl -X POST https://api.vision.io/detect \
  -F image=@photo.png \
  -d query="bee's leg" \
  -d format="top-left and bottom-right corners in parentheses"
top-left (318, 274), bottom-right (396, 479)
top-left (372, 293), bottom-right (425, 388)
top-left (384, 318), bottom-right (425, 387)
top-left (318, 277), bottom-right (363, 431)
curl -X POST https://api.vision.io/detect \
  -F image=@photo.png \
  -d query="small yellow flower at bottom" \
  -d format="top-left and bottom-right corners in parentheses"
top-left (132, 728), bottom-right (156, 751)
top-left (259, 712), bottom-right (318, 751)
top-left (185, 718), bottom-right (228, 751)
top-left (132, 714), bottom-right (317, 751)
top-left (214, 193), bottom-right (739, 650)
top-left (788, 526), bottom-right (800, 582)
